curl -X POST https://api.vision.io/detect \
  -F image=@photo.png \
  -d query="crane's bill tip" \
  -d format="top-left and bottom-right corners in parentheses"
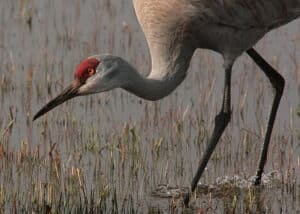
top-left (32, 108), bottom-right (47, 121)
top-left (32, 113), bottom-right (40, 121)
top-left (32, 81), bottom-right (81, 122)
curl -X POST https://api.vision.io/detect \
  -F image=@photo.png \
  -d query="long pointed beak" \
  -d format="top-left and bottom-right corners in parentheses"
top-left (33, 80), bottom-right (82, 121)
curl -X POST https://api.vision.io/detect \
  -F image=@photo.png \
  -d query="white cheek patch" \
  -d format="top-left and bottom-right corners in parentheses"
top-left (78, 73), bottom-right (98, 94)
top-left (78, 72), bottom-right (111, 94)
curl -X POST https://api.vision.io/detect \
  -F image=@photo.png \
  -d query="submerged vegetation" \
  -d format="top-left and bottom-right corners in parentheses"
top-left (0, 0), bottom-right (299, 213)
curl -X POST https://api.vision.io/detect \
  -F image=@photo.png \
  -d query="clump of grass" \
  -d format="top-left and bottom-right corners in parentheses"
top-left (153, 137), bottom-right (164, 156)
top-left (297, 105), bottom-right (300, 117)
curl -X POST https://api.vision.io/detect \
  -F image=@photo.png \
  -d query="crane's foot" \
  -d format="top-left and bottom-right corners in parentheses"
top-left (183, 192), bottom-right (190, 207)
top-left (252, 169), bottom-right (263, 185)
top-left (253, 176), bottom-right (261, 186)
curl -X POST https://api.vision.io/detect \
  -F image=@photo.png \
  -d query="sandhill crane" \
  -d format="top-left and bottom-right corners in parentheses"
top-left (33, 0), bottom-right (300, 206)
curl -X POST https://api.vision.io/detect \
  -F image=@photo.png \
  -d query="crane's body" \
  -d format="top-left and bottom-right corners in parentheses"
top-left (33, 0), bottom-right (300, 207)
top-left (134, 0), bottom-right (299, 72)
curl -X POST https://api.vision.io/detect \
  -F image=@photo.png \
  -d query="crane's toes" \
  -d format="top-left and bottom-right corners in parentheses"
top-left (252, 175), bottom-right (261, 186)
top-left (183, 192), bottom-right (190, 207)
top-left (250, 170), bottom-right (282, 186)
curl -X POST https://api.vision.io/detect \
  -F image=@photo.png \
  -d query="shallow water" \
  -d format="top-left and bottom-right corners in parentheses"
top-left (0, 0), bottom-right (299, 213)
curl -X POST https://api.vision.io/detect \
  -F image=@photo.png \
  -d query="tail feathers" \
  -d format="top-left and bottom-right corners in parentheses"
top-left (269, 7), bottom-right (300, 30)
top-left (290, 8), bottom-right (300, 16)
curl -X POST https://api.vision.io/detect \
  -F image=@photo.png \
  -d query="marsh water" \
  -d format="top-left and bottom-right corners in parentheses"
top-left (0, 0), bottom-right (299, 213)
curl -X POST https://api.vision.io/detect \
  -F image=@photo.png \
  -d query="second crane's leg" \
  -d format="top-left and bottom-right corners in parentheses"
top-left (183, 63), bottom-right (233, 206)
top-left (246, 48), bottom-right (285, 185)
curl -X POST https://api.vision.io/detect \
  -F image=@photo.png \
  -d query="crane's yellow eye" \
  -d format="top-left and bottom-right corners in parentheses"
top-left (88, 68), bottom-right (95, 75)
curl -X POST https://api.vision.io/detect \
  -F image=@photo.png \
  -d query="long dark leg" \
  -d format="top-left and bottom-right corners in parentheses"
top-left (246, 48), bottom-right (285, 185)
top-left (183, 63), bottom-right (233, 206)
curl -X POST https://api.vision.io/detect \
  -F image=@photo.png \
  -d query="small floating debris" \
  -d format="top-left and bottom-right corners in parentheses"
top-left (151, 171), bottom-right (282, 199)
top-left (152, 185), bottom-right (189, 198)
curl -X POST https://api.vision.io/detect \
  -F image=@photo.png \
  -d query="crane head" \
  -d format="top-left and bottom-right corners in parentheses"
top-left (33, 55), bottom-right (129, 121)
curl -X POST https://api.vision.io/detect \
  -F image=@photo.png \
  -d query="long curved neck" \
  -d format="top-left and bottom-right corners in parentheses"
top-left (123, 73), bottom-right (184, 101)
top-left (122, 45), bottom-right (194, 101)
